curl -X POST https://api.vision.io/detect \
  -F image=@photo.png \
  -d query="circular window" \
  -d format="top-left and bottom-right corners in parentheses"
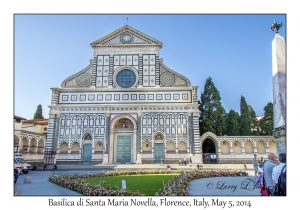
top-left (116, 69), bottom-right (137, 88)
top-left (44, 127), bottom-right (47, 131)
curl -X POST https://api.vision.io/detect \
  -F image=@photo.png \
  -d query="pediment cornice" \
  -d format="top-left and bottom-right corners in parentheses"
top-left (90, 25), bottom-right (162, 48)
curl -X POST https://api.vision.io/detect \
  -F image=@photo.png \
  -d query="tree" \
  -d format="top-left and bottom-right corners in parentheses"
top-left (259, 102), bottom-right (274, 135)
top-left (33, 104), bottom-right (44, 119)
top-left (239, 96), bottom-right (251, 135)
top-left (248, 105), bottom-right (260, 135)
top-left (225, 109), bottom-right (240, 135)
top-left (199, 77), bottom-right (226, 135)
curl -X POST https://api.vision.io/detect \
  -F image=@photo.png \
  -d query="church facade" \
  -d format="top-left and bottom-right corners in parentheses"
top-left (46, 25), bottom-right (200, 164)
top-left (45, 25), bottom-right (275, 164)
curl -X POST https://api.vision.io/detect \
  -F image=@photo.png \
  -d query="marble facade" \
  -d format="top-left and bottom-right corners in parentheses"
top-left (46, 25), bottom-right (201, 164)
top-left (44, 25), bottom-right (276, 164)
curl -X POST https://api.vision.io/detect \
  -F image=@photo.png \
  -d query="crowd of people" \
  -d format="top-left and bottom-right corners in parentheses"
top-left (253, 152), bottom-right (286, 196)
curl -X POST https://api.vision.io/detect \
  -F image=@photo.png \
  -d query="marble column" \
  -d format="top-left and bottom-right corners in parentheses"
top-left (271, 29), bottom-right (286, 154)
top-left (188, 112), bottom-right (193, 154)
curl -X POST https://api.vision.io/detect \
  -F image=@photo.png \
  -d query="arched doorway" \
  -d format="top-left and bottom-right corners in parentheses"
top-left (202, 138), bottom-right (217, 164)
top-left (114, 118), bottom-right (134, 163)
top-left (154, 133), bottom-right (164, 163)
top-left (82, 133), bottom-right (92, 164)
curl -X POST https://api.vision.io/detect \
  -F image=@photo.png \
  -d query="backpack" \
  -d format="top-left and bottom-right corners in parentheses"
top-left (276, 165), bottom-right (286, 196)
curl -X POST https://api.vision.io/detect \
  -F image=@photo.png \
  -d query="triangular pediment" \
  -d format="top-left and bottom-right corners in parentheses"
top-left (90, 25), bottom-right (162, 48)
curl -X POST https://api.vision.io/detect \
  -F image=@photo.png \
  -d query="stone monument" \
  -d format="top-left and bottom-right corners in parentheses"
top-left (270, 20), bottom-right (286, 154)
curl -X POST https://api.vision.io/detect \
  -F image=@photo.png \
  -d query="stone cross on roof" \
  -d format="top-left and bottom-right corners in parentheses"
top-left (270, 19), bottom-right (282, 33)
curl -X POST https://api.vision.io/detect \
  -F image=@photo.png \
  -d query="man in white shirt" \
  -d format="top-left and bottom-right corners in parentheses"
top-left (272, 153), bottom-right (286, 185)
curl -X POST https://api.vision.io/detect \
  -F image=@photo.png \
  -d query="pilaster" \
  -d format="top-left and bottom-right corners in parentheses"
top-left (105, 111), bottom-right (111, 154)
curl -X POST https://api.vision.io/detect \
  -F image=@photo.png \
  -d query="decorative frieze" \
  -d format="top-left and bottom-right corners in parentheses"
top-left (58, 91), bottom-right (191, 104)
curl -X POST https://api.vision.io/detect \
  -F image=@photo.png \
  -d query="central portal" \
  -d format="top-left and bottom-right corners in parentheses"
top-left (110, 116), bottom-right (136, 164)
top-left (154, 133), bottom-right (164, 163)
top-left (116, 136), bottom-right (132, 163)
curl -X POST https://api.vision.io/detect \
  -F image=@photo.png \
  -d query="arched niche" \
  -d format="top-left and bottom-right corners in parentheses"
top-left (244, 141), bottom-right (254, 154)
top-left (178, 141), bottom-right (187, 154)
top-left (59, 142), bottom-right (68, 154)
top-left (71, 142), bottom-right (80, 154)
top-left (142, 140), bottom-right (152, 154)
top-left (220, 141), bottom-right (230, 154)
top-left (268, 140), bottom-right (277, 153)
top-left (37, 139), bottom-right (44, 154)
top-left (166, 141), bottom-right (176, 154)
top-left (94, 142), bottom-right (103, 154)
top-left (232, 141), bottom-right (242, 154)
top-left (256, 141), bottom-right (266, 154)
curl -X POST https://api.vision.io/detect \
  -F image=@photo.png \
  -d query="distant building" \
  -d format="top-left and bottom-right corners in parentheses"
top-left (256, 116), bottom-right (264, 121)
top-left (14, 115), bottom-right (48, 164)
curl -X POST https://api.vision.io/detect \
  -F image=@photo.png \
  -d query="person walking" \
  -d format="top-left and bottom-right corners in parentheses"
top-left (183, 156), bottom-right (186, 166)
top-left (160, 157), bottom-right (164, 166)
top-left (252, 154), bottom-right (258, 176)
top-left (179, 159), bottom-right (182, 166)
top-left (14, 168), bottom-right (18, 184)
top-left (263, 152), bottom-right (277, 196)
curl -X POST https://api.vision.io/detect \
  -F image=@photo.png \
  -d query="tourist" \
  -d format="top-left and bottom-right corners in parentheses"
top-left (167, 164), bottom-right (171, 171)
top-left (263, 152), bottom-right (277, 196)
top-left (252, 154), bottom-right (258, 176)
top-left (43, 163), bottom-right (47, 171)
top-left (272, 153), bottom-right (286, 195)
top-left (197, 164), bottom-right (203, 170)
top-left (52, 164), bottom-right (57, 170)
top-left (258, 161), bottom-right (263, 170)
top-left (160, 157), bottom-right (164, 166)
top-left (256, 161), bottom-right (264, 189)
top-left (179, 159), bottom-right (182, 166)
top-left (255, 168), bottom-right (264, 188)
top-left (14, 168), bottom-right (18, 184)
top-left (183, 156), bottom-right (186, 166)
top-left (260, 156), bottom-right (265, 165)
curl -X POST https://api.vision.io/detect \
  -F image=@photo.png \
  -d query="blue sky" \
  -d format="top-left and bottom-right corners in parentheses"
top-left (14, 14), bottom-right (286, 119)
